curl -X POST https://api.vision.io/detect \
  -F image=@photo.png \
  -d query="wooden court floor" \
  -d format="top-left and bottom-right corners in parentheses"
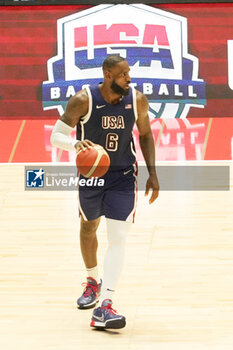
top-left (0, 161), bottom-right (233, 350)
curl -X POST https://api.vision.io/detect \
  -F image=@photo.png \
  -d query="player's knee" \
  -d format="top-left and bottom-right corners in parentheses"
top-left (109, 231), bottom-right (126, 246)
top-left (80, 225), bottom-right (97, 238)
top-left (80, 221), bottom-right (98, 238)
top-left (106, 218), bottom-right (131, 245)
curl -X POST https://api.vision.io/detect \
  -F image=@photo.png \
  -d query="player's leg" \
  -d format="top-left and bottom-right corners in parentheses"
top-left (80, 215), bottom-right (100, 270)
top-left (77, 216), bottom-right (102, 309)
top-left (99, 218), bottom-right (131, 304)
top-left (90, 218), bottom-right (131, 329)
top-left (77, 179), bottom-right (104, 309)
top-left (90, 166), bottom-right (137, 328)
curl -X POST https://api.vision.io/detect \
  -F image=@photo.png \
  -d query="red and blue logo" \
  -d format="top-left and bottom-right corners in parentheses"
top-left (42, 4), bottom-right (206, 119)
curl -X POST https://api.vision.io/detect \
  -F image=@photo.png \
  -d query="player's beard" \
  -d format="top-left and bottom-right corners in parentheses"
top-left (111, 80), bottom-right (130, 96)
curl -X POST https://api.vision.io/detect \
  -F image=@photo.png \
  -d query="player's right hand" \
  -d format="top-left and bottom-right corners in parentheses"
top-left (75, 139), bottom-right (95, 152)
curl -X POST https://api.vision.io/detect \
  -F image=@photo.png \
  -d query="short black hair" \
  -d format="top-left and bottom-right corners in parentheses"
top-left (102, 55), bottom-right (126, 71)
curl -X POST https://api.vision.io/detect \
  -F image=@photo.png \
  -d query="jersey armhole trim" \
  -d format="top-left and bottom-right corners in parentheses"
top-left (80, 86), bottom-right (93, 125)
top-left (132, 87), bottom-right (139, 122)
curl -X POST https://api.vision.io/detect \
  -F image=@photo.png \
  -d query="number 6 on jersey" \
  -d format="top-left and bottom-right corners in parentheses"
top-left (106, 133), bottom-right (119, 151)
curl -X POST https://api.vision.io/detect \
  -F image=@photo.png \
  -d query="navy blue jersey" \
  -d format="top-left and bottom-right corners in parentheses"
top-left (76, 85), bottom-right (138, 170)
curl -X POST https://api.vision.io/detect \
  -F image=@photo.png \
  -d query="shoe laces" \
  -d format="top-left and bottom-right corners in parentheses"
top-left (102, 303), bottom-right (117, 315)
top-left (82, 282), bottom-right (98, 297)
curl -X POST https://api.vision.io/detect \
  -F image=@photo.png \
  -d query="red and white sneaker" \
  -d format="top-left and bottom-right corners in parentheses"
top-left (90, 299), bottom-right (126, 329)
top-left (77, 277), bottom-right (101, 309)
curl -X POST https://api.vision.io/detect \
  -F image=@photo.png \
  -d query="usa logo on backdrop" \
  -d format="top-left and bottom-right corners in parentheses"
top-left (42, 4), bottom-right (206, 119)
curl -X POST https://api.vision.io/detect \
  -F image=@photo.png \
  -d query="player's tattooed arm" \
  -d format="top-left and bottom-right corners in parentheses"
top-left (60, 89), bottom-right (89, 127)
top-left (59, 89), bottom-right (94, 151)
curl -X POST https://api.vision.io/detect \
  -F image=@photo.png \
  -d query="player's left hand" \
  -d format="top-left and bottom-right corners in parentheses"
top-left (145, 173), bottom-right (159, 204)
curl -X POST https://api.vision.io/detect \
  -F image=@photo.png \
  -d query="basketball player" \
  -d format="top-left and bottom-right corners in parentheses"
top-left (50, 55), bottom-right (159, 330)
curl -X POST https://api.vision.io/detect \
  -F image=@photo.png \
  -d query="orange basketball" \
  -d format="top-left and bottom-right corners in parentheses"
top-left (76, 144), bottom-right (110, 178)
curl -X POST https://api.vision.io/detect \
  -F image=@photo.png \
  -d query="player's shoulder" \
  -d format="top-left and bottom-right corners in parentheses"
top-left (69, 89), bottom-right (89, 107)
top-left (73, 89), bottom-right (89, 105)
top-left (66, 88), bottom-right (89, 114)
top-left (135, 89), bottom-right (149, 110)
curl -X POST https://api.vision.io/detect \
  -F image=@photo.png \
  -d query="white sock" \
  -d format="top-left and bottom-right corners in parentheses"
top-left (98, 218), bottom-right (131, 305)
top-left (86, 265), bottom-right (99, 283)
top-left (98, 287), bottom-right (115, 305)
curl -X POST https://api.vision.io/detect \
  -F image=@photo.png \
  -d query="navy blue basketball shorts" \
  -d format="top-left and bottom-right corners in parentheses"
top-left (78, 164), bottom-right (138, 223)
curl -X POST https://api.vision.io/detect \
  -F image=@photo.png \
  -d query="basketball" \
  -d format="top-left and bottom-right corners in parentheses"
top-left (76, 144), bottom-right (110, 178)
